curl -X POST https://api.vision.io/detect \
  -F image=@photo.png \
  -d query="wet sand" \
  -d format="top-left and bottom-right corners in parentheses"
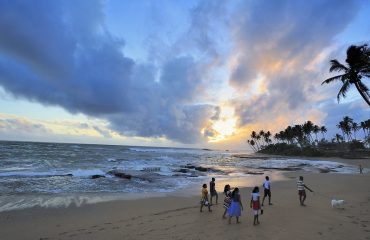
top-left (0, 158), bottom-right (369, 240)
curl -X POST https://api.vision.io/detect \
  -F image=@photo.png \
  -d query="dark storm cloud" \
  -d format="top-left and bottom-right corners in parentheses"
top-left (0, 0), bottom-right (218, 143)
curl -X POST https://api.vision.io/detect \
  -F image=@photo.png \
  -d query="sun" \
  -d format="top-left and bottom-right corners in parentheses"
top-left (205, 106), bottom-right (238, 143)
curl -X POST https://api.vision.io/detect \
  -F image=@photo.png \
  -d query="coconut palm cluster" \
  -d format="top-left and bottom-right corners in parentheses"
top-left (247, 117), bottom-right (370, 152)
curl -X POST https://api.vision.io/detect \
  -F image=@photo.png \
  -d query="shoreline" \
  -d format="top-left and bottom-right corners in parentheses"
top-left (254, 152), bottom-right (370, 168)
top-left (0, 157), bottom-right (369, 239)
top-left (0, 154), bottom-right (366, 213)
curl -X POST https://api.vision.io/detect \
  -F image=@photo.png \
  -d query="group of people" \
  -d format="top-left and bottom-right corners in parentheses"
top-left (200, 176), bottom-right (313, 225)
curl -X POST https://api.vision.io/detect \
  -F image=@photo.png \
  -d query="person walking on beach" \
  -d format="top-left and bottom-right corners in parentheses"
top-left (297, 176), bottom-right (313, 206)
top-left (250, 186), bottom-right (261, 225)
top-left (200, 184), bottom-right (212, 212)
top-left (222, 184), bottom-right (232, 219)
top-left (359, 164), bottom-right (363, 174)
top-left (262, 176), bottom-right (272, 206)
top-left (228, 187), bottom-right (243, 224)
top-left (210, 177), bottom-right (218, 205)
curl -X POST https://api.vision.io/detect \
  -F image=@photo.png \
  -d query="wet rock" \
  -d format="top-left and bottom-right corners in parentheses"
top-left (183, 165), bottom-right (196, 169)
top-left (245, 171), bottom-right (264, 175)
top-left (318, 168), bottom-right (330, 173)
top-left (258, 167), bottom-right (302, 171)
top-left (175, 169), bottom-right (189, 173)
top-left (195, 166), bottom-right (208, 172)
top-left (107, 170), bottom-right (132, 179)
top-left (91, 175), bottom-right (105, 179)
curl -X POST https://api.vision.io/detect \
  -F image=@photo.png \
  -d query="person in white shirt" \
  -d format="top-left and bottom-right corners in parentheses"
top-left (262, 176), bottom-right (272, 206)
top-left (297, 176), bottom-right (313, 206)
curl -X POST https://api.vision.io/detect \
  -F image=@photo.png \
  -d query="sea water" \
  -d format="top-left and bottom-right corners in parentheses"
top-left (0, 141), bottom-right (361, 212)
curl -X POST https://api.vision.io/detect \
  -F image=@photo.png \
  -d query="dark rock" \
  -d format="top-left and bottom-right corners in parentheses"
top-left (195, 166), bottom-right (208, 172)
top-left (91, 175), bottom-right (105, 179)
top-left (318, 168), bottom-right (330, 173)
top-left (258, 167), bottom-right (302, 171)
top-left (175, 169), bottom-right (189, 173)
top-left (107, 170), bottom-right (132, 179)
top-left (245, 171), bottom-right (264, 175)
top-left (183, 165), bottom-right (196, 169)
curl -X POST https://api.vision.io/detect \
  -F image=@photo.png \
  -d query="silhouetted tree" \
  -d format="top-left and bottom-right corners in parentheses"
top-left (322, 44), bottom-right (370, 106)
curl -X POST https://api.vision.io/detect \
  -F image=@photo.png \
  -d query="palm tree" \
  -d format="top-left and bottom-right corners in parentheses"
top-left (247, 139), bottom-right (257, 152)
top-left (335, 133), bottom-right (344, 143)
top-left (251, 131), bottom-right (260, 150)
top-left (320, 126), bottom-right (327, 140)
top-left (352, 122), bottom-right (359, 140)
top-left (313, 125), bottom-right (320, 142)
top-left (360, 121), bottom-right (367, 138)
top-left (302, 121), bottom-right (314, 143)
top-left (322, 44), bottom-right (370, 106)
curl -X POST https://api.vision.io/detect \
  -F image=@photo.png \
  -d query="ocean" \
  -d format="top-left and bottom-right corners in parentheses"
top-left (0, 141), bottom-right (360, 212)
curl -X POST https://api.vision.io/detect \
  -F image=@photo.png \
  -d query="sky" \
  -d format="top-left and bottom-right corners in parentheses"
top-left (0, 0), bottom-right (369, 150)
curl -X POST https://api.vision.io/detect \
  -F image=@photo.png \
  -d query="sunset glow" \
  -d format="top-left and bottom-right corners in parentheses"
top-left (0, 0), bottom-right (369, 150)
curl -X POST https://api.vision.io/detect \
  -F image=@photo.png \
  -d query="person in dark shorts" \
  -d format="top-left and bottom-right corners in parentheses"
top-left (210, 177), bottom-right (218, 205)
top-left (262, 176), bottom-right (272, 206)
top-left (297, 176), bottom-right (313, 206)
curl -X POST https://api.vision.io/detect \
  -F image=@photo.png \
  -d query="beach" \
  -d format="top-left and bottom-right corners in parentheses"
top-left (0, 157), bottom-right (369, 240)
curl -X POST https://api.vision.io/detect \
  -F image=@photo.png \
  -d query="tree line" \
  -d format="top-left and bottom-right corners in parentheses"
top-left (247, 116), bottom-right (370, 152)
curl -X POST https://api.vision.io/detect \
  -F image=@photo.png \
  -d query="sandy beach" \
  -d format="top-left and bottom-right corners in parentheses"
top-left (0, 158), bottom-right (369, 240)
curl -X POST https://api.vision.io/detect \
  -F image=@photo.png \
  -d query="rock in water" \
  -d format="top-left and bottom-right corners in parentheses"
top-left (107, 170), bottom-right (132, 179)
top-left (91, 175), bottom-right (106, 179)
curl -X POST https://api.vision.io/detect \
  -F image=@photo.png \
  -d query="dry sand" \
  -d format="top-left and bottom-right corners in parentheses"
top-left (0, 158), bottom-right (369, 240)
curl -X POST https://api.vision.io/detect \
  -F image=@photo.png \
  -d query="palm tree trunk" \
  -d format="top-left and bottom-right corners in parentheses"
top-left (355, 82), bottom-right (370, 106)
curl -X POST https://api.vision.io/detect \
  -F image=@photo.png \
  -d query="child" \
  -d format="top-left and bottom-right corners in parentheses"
top-left (222, 184), bottom-right (232, 219)
top-left (262, 176), bottom-right (272, 206)
top-left (200, 183), bottom-right (212, 212)
top-left (210, 177), bottom-right (218, 205)
top-left (228, 187), bottom-right (243, 224)
top-left (297, 176), bottom-right (313, 206)
top-left (250, 186), bottom-right (261, 225)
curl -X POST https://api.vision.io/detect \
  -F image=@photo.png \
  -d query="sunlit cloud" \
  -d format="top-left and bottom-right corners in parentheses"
top-left (0, 0), bottom-right (369, 149)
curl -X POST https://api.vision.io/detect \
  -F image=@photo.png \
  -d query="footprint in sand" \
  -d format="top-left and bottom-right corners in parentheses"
top-left (98, 228), bottom-right (105, 231)
top-left (112, 226), bottom-right (120, 230)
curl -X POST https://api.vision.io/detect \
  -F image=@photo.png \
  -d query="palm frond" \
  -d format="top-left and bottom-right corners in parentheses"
top-left (322, 74), bottom-right (346, 85)
top-left (337, 80), bottom-right (350, 103)
top-left (358, 81), bottom-right (369, 92)
top-left (329, 59), bottom-right (348, 72)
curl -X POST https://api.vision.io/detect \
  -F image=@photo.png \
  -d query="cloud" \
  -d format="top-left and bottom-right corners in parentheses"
top-left (224, 0), bottom-right (364, 132)
top-left (0, 0), bottom-right (219, 144)
top-left (0, 0), bottom-right (367, 147)
top-left (0, 116), bottom-right (49, 135)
